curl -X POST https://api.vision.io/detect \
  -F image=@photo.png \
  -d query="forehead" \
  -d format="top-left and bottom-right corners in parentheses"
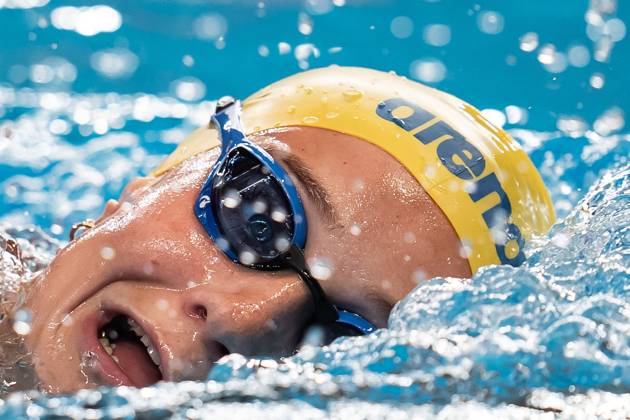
top-left (250, 126), bottom-right (425, 218)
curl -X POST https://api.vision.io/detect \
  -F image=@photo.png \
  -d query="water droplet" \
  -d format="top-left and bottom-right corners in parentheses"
top-left (271, 208), bottom-right (287, 222)
top-left (100, 246), bottom-right (115, 260)
top-left (301, 325), bottom-right (325, 347)
top-left (309, 257), bottom-right (334, 280)
top-left (222, 189), bottom-right (242, 209)
top-left (257, 45), bottom-right (269, 57)
top-left (182, 54), bottom-right (194, 67)
top-left (505, 105), bottom-right (528, 125)
top-left (298, 12), bottom-right (313, 35)
top-left (593, 107), bottom-right (625, 136)
top-left (171, 77), bottom-right (206, 102)
top-left (519, 32), bottom-right (539, 52)
top-left (302, 116), bottom-right (320, 124)
top-left (239, 250), bottom-right (257, 265)
top-left (352, 179), bottom-right (365, 192)
top-left (537, 44), bottom-right (556, 65)
top-left (287, 105), bottom-right (296, 114)
top-left (459, 240), bottom-right (473, 259)
top-left (325, 111), bottom-right (339, 119)
top-left (90, 48), bottom-right (139, 79)
top-left (193, 13), bottom-right (228, 41)
top-left (342, 89), bottom-right (363, 102)
top-left (216, 237), bottom-right (230, 252)
top-left (304, 0), bottom-right (334, 15)
top-left (567, 45), bottom-right (590, 68)
top-left (51, 5), bottom-right (122, 36)
top-left (156, 299), bottom-right (169, 311)
top-left (50, 223), bottom-right (63, 235)
top-left (410, 58), bottom-right (446, 83)
top-left (411, 268), bottom-right (426, 284)
top-left (477, 10), bottom-right (504, 35)
top-left (423, 24), bottom-right (451, 47)
top-left (278, 42), bottom-right (291, 55)
top-left (252, 200), bottom-right (268, 214)
top-left (481, 109), bottom-right (506, 128)
top-left (13, 309), bottom-right (32, 335)
top-left (350, 224), bottom-right (361, 236)
top-left (274, 237), bottom-right (291, 253)
top-left (390, 16), bottom-right (414, 39)
top-left (605, 18), bottom-right (626, 42)
top-left (590, 73), bottom-right (605, 89)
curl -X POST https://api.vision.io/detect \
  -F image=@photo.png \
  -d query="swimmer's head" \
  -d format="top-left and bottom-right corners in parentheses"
top-left (153, 66), bottom-right (555, 273)
top-left (22, 67), bottom-right (553, 393)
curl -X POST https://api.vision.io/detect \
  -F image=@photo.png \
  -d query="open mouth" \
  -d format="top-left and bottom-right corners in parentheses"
top-left (98, 314), bottom-right (163, 387)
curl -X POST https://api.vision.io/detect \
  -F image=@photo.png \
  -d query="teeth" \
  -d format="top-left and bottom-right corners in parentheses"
top-left (126, 318), bottom-right (161, 367)
top-left (99, 337), bottom-right (114, 356)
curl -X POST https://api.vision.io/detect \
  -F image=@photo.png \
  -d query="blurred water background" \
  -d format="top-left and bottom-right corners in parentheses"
top-left (0, 0), bottom-right (629, 418)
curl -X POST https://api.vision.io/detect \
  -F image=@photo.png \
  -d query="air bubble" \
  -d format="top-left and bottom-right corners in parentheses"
top-left (350, 224), bottom-right (361, 236)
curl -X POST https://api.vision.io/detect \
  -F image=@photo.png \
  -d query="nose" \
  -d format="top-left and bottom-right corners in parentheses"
top-left (183, 271), bottom-right (314, 360)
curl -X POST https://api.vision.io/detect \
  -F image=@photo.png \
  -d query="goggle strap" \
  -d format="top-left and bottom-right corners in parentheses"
top-left (210, 97), bottom-right (247, 155)
top-left (286, 246), bottom-right (338, 324)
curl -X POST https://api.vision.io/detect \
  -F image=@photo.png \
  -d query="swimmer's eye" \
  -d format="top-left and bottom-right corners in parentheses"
top-left (210, 148), bottom-right (296, 266)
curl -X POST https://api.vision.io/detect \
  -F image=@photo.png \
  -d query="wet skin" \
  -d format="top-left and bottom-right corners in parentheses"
top-left (24, 126), bottom-right (471, 394)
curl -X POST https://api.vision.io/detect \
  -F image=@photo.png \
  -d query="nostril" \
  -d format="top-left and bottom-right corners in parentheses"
top-left (205, 340), bottom-right (230, 366)
top-left (188, 304), bottom-right (207, 320)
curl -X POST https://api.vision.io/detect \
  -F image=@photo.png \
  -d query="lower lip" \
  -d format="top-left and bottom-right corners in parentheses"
top-left (80, 312), bottom-right (134, 387)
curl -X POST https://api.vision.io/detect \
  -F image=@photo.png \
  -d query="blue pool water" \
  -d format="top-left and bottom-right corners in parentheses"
top-left (1, 0), bottom-right (629, 417)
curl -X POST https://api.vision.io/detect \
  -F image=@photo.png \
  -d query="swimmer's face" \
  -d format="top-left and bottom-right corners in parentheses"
top-left (24, 126), bottom-right (470, 393)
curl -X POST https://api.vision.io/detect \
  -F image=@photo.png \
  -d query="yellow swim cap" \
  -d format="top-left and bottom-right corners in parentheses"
top-left (152, 66), bottom-right (555, 273)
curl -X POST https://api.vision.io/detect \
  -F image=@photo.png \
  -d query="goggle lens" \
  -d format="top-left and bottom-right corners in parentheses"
top-left (211, 147), bottom-right (295, 266)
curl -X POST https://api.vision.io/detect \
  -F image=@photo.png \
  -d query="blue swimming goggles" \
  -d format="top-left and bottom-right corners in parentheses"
top-left (194, 97), bottom-right (376, 343)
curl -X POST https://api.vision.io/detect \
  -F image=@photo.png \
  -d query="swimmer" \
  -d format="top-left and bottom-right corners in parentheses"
top-left (17, 67), bottom-right (554, 393)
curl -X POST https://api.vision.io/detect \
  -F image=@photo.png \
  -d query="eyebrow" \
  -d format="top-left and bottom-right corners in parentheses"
top-left (261, 144), bottom-right (339, 227)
